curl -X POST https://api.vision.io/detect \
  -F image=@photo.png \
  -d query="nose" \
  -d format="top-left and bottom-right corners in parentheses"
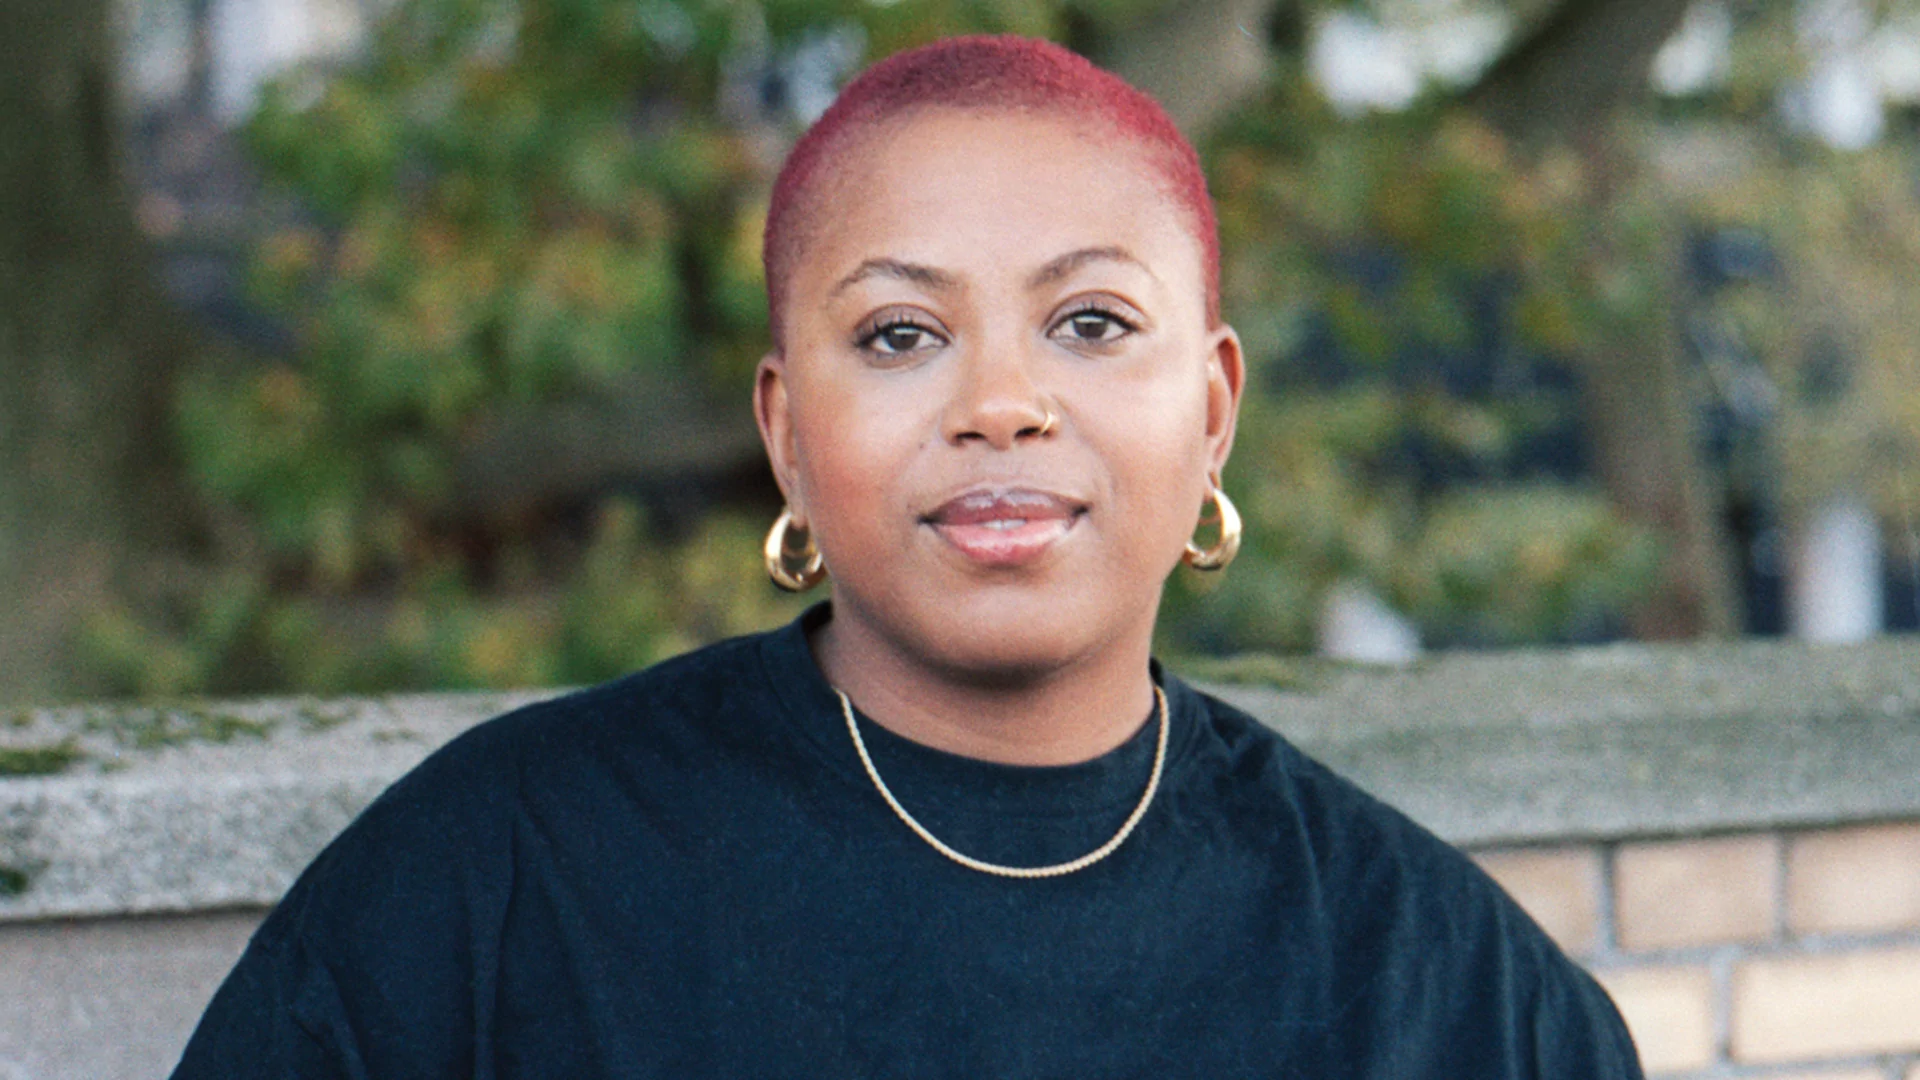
top-left (941, 341), bottom-right (1056, 451)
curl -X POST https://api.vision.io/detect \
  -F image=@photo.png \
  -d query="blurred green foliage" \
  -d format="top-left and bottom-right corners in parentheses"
top-left (81, 503), bottom-right (813, 695)
top-left (1161, 86), bottom-right (1664, 653)
top-left (84, 0), bottom-right (1685, 696)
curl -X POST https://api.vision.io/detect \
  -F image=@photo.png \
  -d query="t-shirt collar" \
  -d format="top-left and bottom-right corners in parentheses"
top-left (756, 601), bottom-right (1202, 820)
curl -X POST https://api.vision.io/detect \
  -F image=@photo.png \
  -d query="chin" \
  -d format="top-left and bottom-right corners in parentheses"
top-left (903, 586), bottom-right (1152, 685)
top-left (927, 632), bottom-right (1084, 687)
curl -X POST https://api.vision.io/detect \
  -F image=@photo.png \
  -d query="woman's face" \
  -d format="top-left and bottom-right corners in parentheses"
top-left (757, 106), bottom-right (1242, 679)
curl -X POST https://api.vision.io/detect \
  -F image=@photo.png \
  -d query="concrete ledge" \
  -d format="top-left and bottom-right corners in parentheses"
top-left (0, 692), bottom-right (548, 922)
top-left (1204, 633), bottom-right (1920, 845)
top-left (4, 636), bottom-right (1919, 922)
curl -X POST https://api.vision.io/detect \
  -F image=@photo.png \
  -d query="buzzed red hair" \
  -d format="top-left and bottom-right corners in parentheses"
top-left (761, 35), bottom-right (1221, 346)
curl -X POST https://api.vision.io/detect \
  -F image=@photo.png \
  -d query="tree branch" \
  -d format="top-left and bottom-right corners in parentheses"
top-left (1465, 0), bottom-right (1694, 142)
top-left (1100, 0), bottom-right (1286, 136)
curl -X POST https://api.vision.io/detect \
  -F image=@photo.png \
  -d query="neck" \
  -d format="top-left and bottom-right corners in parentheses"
top-left (809, 601), bottom-right (1159, 767)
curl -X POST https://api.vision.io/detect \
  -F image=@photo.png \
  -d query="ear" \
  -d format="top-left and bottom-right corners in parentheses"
top-left (1203, 324), bottom-right (1245, 478)
top-left (754, 351), bottom-right (807, 526)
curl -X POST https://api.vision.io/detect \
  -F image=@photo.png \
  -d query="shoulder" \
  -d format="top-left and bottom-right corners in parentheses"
top-left (1179, 680), bottom-right (1499, 901)
top-left (1179, 681), bottom-right (1551, 955)
top-left (453, 628), bottom-right (771, 763)
top-left (272, 627), bottom-right (779, 928)
top-left (1176, 680), bottom-right (1470, 878)
top-left (1177, 681), bottom-right (1642, 1077)
top-left (190, 629), bottom-right (788, 1066)
top-left (397, 617), bottom-right (779, 796)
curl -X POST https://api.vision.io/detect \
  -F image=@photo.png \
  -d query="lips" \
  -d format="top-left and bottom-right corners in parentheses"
top-left (923, 487), bottom-right (1084, 567)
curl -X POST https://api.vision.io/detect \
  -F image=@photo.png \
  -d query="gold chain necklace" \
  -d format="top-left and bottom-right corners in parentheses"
top-left (833, 686), bottom-right (1169, 879)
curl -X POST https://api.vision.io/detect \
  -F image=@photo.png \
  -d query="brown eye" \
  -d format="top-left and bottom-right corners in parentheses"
top-left (1052, 308), bottom-right (1135, 345)
top-left (877, 325), bottom-right (930, 353)
top-left (857, 317), bottom-right (945, 358)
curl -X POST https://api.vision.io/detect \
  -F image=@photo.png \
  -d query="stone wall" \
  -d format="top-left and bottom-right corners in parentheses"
top-left (4, 634), bottom-right (1919, 1079)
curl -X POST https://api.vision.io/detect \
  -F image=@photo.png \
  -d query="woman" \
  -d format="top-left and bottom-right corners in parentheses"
top-left (175, 36), bottom-right (1642, 1078)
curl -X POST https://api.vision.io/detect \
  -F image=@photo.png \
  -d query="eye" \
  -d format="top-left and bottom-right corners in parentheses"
top-left (1050, 304), bottom-right (1138, 346)
top-left (856, 315), bottom-right (946, 358)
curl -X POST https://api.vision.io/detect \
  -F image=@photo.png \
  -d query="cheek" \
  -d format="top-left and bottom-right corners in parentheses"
top-left (1100, 343), bottom-right (1213, 452)
top-left (1126, 430), bottom-right (1212, 538)
top-left (787, 379), bottom-right (926, 545)
top-left (1079, 375), bottom-right (1214, 537)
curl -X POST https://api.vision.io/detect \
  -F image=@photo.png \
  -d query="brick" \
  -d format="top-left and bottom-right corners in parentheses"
top-left (1594, 965), bottom-right (1715, 1074)
top-left (1788, 823), bottom-right (1920, 936)
top-left (1731, 946), bottom-right (1920, 1062)
top-left (1616, 835), bottom-right (1778, 951)
top-left (1473, 846), bottom-right (1602, 955)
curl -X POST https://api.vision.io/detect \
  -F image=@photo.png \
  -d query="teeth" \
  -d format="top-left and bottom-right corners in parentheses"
top-left (983, 518), bottom-right (1028, 530)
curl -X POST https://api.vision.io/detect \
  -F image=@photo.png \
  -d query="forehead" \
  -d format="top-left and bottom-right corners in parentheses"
top-left (788, 107), bottom-right (1205, 300)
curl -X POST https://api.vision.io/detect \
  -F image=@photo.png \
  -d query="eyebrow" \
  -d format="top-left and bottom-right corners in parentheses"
top-left (1025, 246), bottom-right (1154, 290)
top-left (828, 246), bottom-right (1156, 299)
top-left (830, 258), bottom-right (959, 297)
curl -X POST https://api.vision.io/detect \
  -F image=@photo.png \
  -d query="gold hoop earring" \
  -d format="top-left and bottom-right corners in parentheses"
top-left (1036, 408), bottom-right (1058, 437)
top-left (764, 507), bottom-right (827, 591)
top-left (1182, 482), bottom-right (1242, 571)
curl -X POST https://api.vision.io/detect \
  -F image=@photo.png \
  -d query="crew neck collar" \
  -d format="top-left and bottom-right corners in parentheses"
top-left (758, 602), bottom-right (1201, 820)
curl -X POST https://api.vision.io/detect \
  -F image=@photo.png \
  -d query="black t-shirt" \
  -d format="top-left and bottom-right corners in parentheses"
top-left (174, 605), bottom-right (1643, 1078)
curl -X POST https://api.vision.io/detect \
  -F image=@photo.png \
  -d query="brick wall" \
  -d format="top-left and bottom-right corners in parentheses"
top-left (1474, 822), bottom-right (1920, 1079)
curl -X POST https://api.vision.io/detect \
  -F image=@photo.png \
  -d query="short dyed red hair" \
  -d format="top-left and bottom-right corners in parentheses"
top-left (762, 35), bottom-right (1221, 347)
